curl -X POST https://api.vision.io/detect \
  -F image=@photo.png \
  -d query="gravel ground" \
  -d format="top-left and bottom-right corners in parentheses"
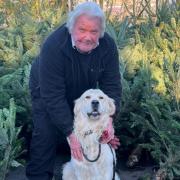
top-left (5, 154), bottom-right (155, 180)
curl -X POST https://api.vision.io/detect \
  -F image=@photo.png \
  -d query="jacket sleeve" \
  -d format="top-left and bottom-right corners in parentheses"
top-left (99, 39), bottom-right (122, 117)
top-left (39, 40), bottom-right (73, 136)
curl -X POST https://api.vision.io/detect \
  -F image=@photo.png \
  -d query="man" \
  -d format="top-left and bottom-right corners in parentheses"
top-left (26, 2), bottom-right (121, 180)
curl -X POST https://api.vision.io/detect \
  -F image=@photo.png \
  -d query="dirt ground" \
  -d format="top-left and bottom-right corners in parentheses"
top-left (5, 166), bottom-right (154, 180)
top-left (5, 154), bottom-right (155, 180)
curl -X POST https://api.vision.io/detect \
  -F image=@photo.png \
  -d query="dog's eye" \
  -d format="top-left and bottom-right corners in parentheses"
top-left (85, 96), bottom-right (91, 99)
top-left (99, 96), bottom-right (104, 99)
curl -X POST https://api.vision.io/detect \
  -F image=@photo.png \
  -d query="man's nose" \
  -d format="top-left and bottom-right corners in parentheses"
top-left (91, 100), bottom-right (99, 109)
top-left (84, 32), bottom-right (92, 40)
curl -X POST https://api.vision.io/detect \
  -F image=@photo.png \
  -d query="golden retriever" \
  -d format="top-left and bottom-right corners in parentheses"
top-left (62, 89), bottom-right (120, 180)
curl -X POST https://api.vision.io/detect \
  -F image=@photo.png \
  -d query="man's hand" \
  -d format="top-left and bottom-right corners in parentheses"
top-left (68, 133), bottom-right (83, 161)
top-left (108, 135), bottom-right (120, 149)
top-left (100, 118), bottom-right (120, 149)
top-left (100, 118), bottom-right (114, 143)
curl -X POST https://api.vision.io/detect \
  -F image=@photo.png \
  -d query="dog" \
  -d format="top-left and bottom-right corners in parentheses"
top-left (62, 89), bottom-right (120, 180)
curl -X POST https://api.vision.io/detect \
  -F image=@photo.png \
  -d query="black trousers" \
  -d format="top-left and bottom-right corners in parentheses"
top-left (26, 95), bottom-right (70, 180)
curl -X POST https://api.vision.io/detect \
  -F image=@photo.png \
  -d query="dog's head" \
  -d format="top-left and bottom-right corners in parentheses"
top-left (74, 89), bottom-right (115, 121)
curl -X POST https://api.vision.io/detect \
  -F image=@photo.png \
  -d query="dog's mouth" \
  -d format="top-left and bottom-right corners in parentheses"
top-left (87, 110), bottom-right (100, 119)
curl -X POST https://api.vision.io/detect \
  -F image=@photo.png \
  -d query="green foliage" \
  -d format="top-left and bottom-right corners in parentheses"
top-left (0, 1), bottom-right (68, 177)
top-left (0, 1), bottom-right (179, 179)
top-left (0, 99), bottom-right (23, 180)
top-left (156, 0), bottom-right (179, 25)
top-left (140, 99), bottom-right (180, 179)
top-left (0, 0), bottom-right (67, 125)
top-left (0, 64), bottom-right (32, 126)
top-left (106, 17), bottom-right (132, 49)
top-left (115, 4), bottom-right (180, 179)
top-left (0, 0), bottom-right (67, 72)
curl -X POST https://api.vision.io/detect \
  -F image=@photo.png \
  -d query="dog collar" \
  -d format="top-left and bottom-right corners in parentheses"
top-left (84, 130), bottom-right (93, 138)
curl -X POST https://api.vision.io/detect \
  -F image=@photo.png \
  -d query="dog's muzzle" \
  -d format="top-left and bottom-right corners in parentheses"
top-left (87, 100), bottom-right (100, 119)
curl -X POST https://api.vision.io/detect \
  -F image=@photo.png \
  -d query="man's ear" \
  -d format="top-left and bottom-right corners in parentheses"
top-left (108, 97), bottom-right (116, 116)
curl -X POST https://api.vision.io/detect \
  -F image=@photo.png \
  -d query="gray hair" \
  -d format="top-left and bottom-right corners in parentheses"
top-left (66, 2), bottom-right (106, 37)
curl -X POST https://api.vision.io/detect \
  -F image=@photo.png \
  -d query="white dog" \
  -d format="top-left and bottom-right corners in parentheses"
top-left (62, 89), bottom-right (120, 180)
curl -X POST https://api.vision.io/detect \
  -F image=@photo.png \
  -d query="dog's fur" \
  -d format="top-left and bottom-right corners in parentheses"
top-left (62, 89), bottom-right (120, 180)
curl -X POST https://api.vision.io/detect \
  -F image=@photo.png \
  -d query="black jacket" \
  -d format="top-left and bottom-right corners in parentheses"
top-left (30, 25), bottom-right (121, 136)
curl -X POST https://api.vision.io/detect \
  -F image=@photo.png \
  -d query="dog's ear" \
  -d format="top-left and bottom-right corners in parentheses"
top-left (74, 98), bottom-right (81, 116)
top-left (108, 97), bottom-right (116, 116)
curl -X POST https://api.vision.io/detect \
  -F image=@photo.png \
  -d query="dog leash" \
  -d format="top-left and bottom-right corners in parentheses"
top-left (82, 143), bottom-right (116, 180)
top-left (82, 143), bottom-right (101, 162)
top-left (108, 144), bottom-right (116, 180)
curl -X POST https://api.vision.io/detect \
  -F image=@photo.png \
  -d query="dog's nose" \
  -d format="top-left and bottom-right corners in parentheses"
top-left (91, 100), bottom-right (99, 109)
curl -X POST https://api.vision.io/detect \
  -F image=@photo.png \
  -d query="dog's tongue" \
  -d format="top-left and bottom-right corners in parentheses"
top-left (88, 111), bottom-right (100, 118)
top-left (92, 111), bottom-right (99, 116)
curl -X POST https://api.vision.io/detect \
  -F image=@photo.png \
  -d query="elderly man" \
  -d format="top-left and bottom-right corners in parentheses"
top-left (26, 2), bottom-right (121, 180)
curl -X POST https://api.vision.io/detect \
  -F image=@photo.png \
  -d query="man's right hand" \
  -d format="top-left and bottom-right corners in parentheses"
top-left (68, 133), bottom-right (83, 161)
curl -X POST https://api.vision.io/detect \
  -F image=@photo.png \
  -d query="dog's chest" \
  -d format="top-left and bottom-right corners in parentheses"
top-left (78, 130), bottom-right (113, 165)
top-left (82, 144), bottom-right (113, 167)
top-left (76, 144), bottom-right (113, 180)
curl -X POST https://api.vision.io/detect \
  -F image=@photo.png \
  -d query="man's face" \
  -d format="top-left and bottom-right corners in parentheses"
top-left (71, 14), bottom-right (101, 53)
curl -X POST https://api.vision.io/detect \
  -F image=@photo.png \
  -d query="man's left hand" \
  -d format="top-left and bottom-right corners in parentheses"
top-left (100, 118), bottom-right (120, 149)
top-left (100, 118), bottom-right (114, 143)
top-left (108, 135), bottom-right (120, 149)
